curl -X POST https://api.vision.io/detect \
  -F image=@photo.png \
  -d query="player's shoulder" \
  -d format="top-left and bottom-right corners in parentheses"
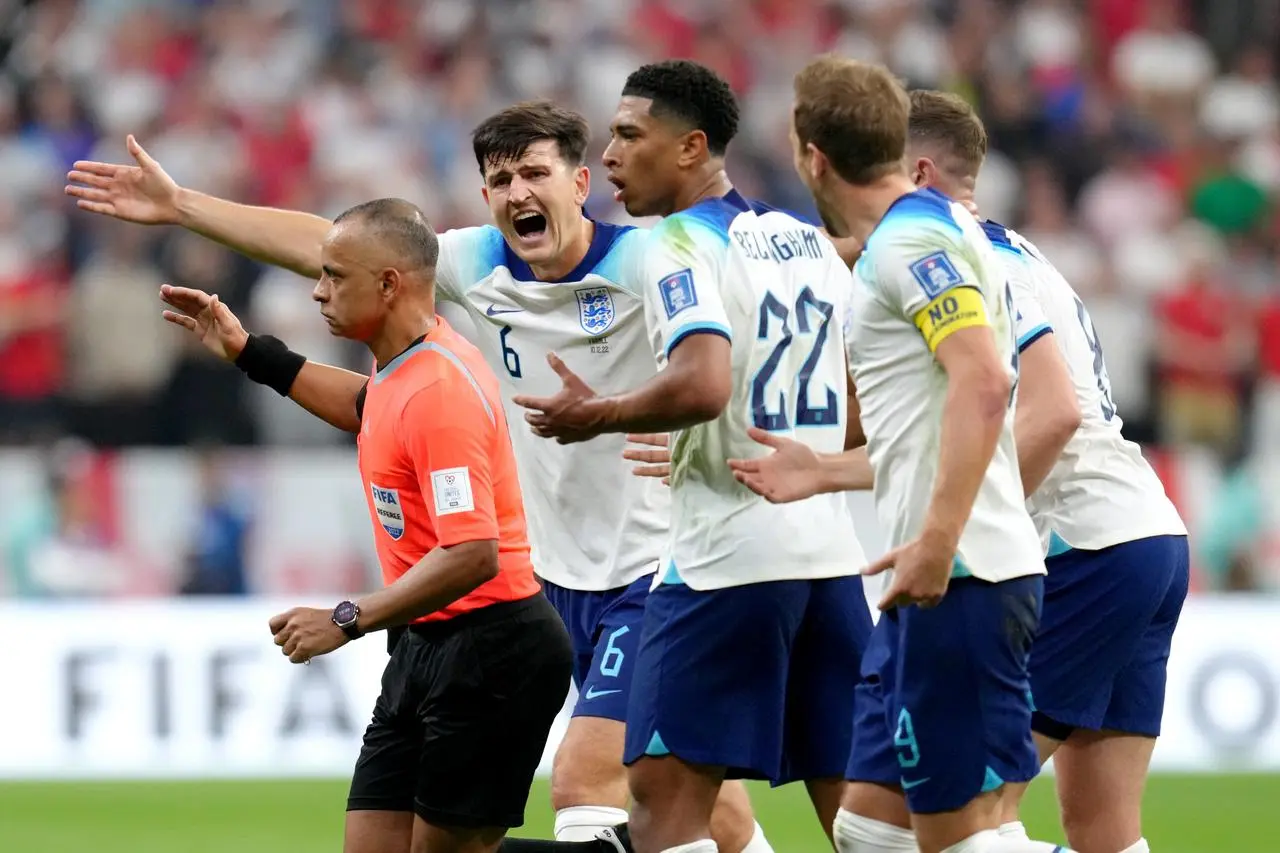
top-left (394, 333), bottom-right (499, 420)
top-left (1001, 226), bottom-right (1075, 296)
top-left (437, 225), bottom-right (509, 287)
top-left (866, 188), bottom-right (970, 256)
top-left (585, 220), bottom-right (647, 291)
top-left (978, 218), bottom-right (1022, 257)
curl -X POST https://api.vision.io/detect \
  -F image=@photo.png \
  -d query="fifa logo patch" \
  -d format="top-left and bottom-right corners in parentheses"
top-left (370, 484), bottom-right (405, 540)
top-left (576, 286), bottom-right (616, 335)
top-left (909, 251), bottom-right (964, 299)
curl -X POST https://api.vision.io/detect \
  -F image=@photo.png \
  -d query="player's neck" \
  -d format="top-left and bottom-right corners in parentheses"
top-left (528, 215), bottom-right (595, 282)
top-left (369, 303), bottom-right (437, 370)
top-left (832, 171), bottom-right (918, 244)
top-left (669, 167), bottom-right (733, 216)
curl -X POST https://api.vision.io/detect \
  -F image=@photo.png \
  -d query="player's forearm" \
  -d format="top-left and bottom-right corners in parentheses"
top-left (1012, 336), bottom-right (1082, 496)
top-left (815, 448), bottom-right (875, 493)
top-left (175, 188), bottom-right (330, 279)
top-left (922, 373), bottom-right (1008, 546)
top-left (598, 360), bottom-right (730, 434)
top-left (356, 541), bottom-right (499, 631)
top-left (1013, 395), bottom-right (1081, 498)
top-left (286, 362), bottom-right (369, 434)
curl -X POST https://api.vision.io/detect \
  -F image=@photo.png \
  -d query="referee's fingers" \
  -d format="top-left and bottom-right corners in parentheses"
top-left (268, 610), bottom-right (291, 634)
top-left (631, 464), bottom-right (670, 479)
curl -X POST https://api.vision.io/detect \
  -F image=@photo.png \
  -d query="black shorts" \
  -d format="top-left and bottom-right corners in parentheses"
top-left (347, 593), bottom-right (573, 828)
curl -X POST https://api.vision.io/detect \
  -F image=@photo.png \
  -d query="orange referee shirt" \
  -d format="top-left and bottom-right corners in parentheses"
top-left (357, 317), bottom-right (540, 622)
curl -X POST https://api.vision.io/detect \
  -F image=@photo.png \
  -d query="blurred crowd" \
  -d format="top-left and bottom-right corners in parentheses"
top-left (1, 0), bottom-right (1279, 593)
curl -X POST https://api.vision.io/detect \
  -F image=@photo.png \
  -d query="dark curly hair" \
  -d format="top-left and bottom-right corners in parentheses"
top-left (621, 60), bottom-right (740, 156)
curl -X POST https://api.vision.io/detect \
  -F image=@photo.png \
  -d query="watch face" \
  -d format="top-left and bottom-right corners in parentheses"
top-left (334, 601), bottom-right (358, 625)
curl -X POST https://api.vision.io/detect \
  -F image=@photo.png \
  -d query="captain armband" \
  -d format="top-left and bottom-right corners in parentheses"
top-left (912, 287), bottom-right (988, 353)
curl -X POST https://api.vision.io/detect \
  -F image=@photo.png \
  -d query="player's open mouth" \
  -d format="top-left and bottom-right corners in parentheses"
top-left (608, 176), bottom-right (625, 202)
top-left (513, 210), bottom-right (547, 242)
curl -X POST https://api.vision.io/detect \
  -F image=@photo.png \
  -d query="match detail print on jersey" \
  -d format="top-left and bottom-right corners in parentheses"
top-left (913, 286), bottom-right (988, 352)
top-left (431, 467), bottom-right (475, 516)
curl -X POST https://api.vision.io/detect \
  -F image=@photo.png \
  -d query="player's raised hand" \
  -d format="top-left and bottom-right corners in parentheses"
top-left (512, 353), bottom-right (607, 445)
top-left (864, 533), bottom-right (955, 611)
top-left (160, 284), bottom-right (249, 362)
top-left (727, 427), bottom-right (824, 504)
top-left (623, 433), bottom-right (670, 484)
top-left (65, 135), bottom-right (181, 225)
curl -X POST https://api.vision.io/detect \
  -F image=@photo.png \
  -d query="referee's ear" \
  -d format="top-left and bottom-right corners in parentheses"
top-left (379, 268), bottom-right (401, 298)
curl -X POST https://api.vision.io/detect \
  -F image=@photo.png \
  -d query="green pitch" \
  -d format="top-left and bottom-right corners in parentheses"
top-left (0, 775), bottom-right (1274, 852)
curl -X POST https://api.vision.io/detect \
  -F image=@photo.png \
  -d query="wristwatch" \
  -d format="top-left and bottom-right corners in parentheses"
top-left (332, 600), bottom-right (363, 640)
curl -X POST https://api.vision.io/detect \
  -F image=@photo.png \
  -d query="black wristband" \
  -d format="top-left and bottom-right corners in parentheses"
top-left (234, 334), bottom-right (306, 397)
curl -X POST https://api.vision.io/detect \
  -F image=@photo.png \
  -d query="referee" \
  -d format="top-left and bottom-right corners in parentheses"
top-left (159, 198), bottom-right (573, 853)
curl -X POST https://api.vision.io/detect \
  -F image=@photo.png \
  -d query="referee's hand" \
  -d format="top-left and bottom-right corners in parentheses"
top-left (269, 606), bottom-right (349, 664)
top-left (160, 284), bottom-right (249, 362)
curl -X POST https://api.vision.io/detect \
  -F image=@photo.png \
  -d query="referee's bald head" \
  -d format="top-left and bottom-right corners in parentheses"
top-left (333, 198), bottom-right (439, 277)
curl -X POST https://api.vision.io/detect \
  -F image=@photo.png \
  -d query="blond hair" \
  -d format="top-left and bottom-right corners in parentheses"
top-left (792, 56), bottom-right (910, 185)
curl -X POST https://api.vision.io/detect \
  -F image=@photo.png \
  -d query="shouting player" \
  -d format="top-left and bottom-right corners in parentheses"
top-left (785, 57), bottom-right (1067, 853)
top-left (514, 60), bottom-right (872, 853)
top-left (66, 104), bottom-right (768, 853)
top-left (159, 199), bottom-right (573, 853)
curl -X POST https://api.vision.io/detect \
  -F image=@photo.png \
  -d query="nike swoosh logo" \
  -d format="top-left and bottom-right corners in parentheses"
top-left (901, 777), bottom-right (930, 790)
top-left (486, 304), bottom-right (524, 317)
top-left (583, 687), bottom-right (622, 700)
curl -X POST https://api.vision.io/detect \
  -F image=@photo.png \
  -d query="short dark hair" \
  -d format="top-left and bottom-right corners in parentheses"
top-left (908, 89), bottom-right (988, 175)
top-left (792, 56), bottom-right (909, 185)
top-left (621, 60), bottom-right (740, 156)
top-left (471, 100), bottom-right (591, 174)
top-left (334, 198), bottom-right (439, 271)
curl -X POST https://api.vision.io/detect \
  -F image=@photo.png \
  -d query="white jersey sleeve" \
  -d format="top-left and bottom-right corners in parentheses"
top-left (869, 224), bottom-right (986, 319)
top-left (642, 216), bottom-right (732, 360)
top-left (978, 220), bottom-right (1054, 352)
top-left (433, 227), bottom-right (472, 305)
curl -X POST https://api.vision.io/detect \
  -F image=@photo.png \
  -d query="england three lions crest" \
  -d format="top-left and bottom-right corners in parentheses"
top-left (576, 287), bottom-right (615, 335)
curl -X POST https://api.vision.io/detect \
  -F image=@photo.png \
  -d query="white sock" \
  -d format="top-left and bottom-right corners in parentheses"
top-left (1119, 840), bottom-right (1149, 853)
top-left (832, 807), bottom-right (917, 853)
top-left (553, 805), bottom-right (630, 842)
top-left (739, 821), bottom-right (775, 853)
top-left (941, 830), bottom-right (1001, 852)
top-left (660, 842), bottom-right (717, 853)
top-left (998, 822), bottom-right (1029, 840)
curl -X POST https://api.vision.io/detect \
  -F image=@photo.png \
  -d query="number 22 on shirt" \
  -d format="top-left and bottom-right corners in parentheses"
top-left (750, 286), bottom-right (842, 432)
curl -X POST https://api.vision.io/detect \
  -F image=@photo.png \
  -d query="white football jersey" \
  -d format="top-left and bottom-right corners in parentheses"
top-left (982, 221), bottom-right (1187, 553)
top-left (847, 189), bottom-right (1044, 584)
top-left (435, 222), bottom-right (666, 591)
top-left (642, 190), bottom-right (863, 590)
